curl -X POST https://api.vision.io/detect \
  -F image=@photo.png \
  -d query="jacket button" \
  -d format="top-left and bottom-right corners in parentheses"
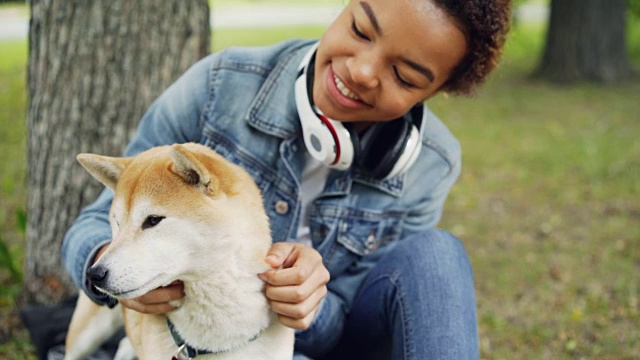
top-left (275, 200), bottom-right (289, 215)
top-left (365, 232), bottom-right (378, 251)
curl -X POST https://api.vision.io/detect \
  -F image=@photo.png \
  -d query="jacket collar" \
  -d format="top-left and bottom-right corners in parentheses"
top-left (245, 41), bottom-right (312, 140)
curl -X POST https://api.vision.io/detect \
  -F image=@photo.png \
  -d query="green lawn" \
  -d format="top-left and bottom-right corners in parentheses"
top-left (1, 7), bottom-right (639, 360)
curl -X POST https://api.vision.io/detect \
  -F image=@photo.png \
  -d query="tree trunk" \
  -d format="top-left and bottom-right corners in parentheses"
top-left (25, 0), bottom-right (210, 304)
top-left (535, 0), bottom-right (635, 83)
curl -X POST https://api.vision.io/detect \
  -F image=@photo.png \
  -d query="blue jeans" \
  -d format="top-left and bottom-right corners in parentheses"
top-left (295, 229), bottom-right (478, 359)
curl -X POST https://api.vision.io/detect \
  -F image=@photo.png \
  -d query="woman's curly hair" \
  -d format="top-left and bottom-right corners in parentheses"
top-left (434, 0), bottom-right (512, 95)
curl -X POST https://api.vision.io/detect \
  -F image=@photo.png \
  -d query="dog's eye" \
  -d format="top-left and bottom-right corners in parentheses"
top-left (142, 215), bottom-right (165, 230)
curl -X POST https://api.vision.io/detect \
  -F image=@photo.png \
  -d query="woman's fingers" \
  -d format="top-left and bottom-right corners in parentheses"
top-left (260, 242), bottom-right (331, 330)
top-left (120, 298), bottom-right (177, 314)
top-left (260, 244), bottom-right (327, 286)
top-left (269, 285), bottom-right (327, 330)
top-left (119, 281), bottom-right (184, 314)
top-left (265, 265), bottom-right (329, 302)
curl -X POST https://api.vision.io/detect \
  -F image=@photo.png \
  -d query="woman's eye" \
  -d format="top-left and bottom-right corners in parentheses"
top-left (142, 215), bottom-right (165, 230)
top-left (351, 20), bottom-right (369, 41)
top-left (394, 66), bottom-right (415, 88)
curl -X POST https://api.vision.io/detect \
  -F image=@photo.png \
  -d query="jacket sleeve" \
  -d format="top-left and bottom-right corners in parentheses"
top-left (61, 53), bottom-right (216, 305)
top-left (401, 109), bottom-right (462, 238)
top-left (402, 154), bottom-right (461, 237)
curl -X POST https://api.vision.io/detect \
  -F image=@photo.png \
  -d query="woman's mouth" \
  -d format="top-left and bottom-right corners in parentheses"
top-left (324, 67), bottom-right (368, 110)
top-left (334, 75), bottom-right (360, 101)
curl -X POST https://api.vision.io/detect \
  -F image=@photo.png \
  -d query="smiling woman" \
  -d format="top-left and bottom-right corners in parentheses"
top-left (61, 0), bottom-right (511, 359)
top-left (5, 1), bottom-right (640, 357)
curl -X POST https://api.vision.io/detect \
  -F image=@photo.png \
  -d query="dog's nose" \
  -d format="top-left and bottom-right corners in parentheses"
top-left (87, 265), bottom-right (109, 287)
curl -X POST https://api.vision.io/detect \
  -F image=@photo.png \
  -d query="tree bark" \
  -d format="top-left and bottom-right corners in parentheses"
top-left (535, 0), bottom-right (636, 83)
top-left (25, 0), bottom-right (210, 304)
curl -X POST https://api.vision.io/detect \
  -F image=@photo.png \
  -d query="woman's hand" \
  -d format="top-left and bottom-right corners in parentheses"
top-left (92, 244), bottom-right (185, 314)
top-left (259, 243), bottom-right (330, 330)
top-left (118, 281), bottom-right (184, 314)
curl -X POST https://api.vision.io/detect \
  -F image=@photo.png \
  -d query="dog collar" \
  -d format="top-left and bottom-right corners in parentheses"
top-left (168, 319), bottom-right (263, 359)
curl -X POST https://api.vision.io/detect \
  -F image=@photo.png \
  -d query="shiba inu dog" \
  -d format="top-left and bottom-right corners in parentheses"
top-left (64, 143), bottom-right (294, 359)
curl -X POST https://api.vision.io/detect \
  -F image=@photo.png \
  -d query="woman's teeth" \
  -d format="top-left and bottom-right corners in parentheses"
top-left (334, 75), bottom-right (360, 101)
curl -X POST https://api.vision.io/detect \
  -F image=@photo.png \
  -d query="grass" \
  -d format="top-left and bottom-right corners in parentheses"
top-left (1, 4), bottom-right (640, 359)
top-left (213, 26), bottom-right (325, 50)
top-left (0, 39), bottom-right (30, 358)
top-left (0, 40), bottom-right (28, 298)
top-left (432, 20), bottom-right (640, 359)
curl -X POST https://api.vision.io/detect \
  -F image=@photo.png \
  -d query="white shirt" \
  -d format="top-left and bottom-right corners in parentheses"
top-left (295, 152), bottom-right (330, 247)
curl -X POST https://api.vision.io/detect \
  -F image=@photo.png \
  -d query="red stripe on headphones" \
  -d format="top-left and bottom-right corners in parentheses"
top-left (316, 114), bottom-right (341, 165)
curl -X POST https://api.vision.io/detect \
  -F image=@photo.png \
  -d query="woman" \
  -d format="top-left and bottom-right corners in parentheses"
top-left (63, 0), bottom-right (511, 358)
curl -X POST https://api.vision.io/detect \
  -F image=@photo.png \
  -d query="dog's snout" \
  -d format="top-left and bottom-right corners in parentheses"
top-left (87, 265), bottom-right (109, 287)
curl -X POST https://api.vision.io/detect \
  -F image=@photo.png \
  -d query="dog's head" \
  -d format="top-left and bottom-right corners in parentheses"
top-left (77, 143), bottom-right (271, 299)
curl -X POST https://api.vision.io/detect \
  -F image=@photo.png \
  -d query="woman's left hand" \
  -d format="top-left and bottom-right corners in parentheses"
top-left (259, 243), bottom-right (330, 330)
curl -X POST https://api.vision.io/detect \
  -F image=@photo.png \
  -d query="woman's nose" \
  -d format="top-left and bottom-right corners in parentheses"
top-left (346, 54), bottom-right (380, 89)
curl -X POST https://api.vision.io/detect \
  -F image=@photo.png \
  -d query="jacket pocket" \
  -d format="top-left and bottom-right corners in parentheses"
top-left (309, 206), bottom-right (404, 277)
top-left (336, 215), bottom-right (402, 256)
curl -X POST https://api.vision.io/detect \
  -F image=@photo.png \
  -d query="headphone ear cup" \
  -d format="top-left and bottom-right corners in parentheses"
top-left (359, 119), bottom-right (412, 178)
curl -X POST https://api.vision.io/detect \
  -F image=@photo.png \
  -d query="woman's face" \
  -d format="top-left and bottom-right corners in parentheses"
top-left (314, 0), bottom-right (468, 123)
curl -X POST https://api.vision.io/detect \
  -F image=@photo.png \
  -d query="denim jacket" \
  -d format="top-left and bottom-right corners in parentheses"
top-left (62, 39), bottom-right (461, 355)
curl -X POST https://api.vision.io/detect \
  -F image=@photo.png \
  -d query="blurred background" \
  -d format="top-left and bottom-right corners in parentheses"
top-left (0, 0), bottom-right (638, 358)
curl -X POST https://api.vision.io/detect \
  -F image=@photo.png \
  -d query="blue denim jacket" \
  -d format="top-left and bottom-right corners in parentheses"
top-left (62, 39), bottom-right (461, 355)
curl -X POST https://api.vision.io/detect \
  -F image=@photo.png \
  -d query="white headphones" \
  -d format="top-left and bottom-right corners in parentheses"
top-left (295, 44), bottom-right (354, 171)
top-left (294, 44), bottom-right (426, 179)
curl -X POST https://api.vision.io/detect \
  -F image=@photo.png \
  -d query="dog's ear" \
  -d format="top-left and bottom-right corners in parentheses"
top-left (170, 144), bottom-right (217, 193)
top-left (77, 154), bottom-right (132, 190)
